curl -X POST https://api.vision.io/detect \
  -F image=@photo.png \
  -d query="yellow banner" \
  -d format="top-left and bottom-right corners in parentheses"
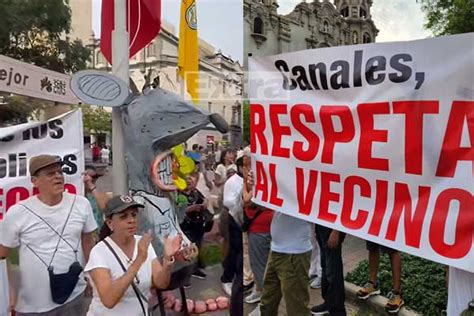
top-left (178, 0), bottom-right (199, 104)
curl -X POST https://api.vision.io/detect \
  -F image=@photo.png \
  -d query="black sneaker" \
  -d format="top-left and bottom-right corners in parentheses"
top-left (311, 303), bottom-right (329, 315)
top-left (192, 269), bottom-right (207, 279)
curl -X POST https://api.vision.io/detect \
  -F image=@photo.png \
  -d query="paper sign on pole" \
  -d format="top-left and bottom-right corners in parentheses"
top-left (0, 54), bottom-right (80, 104)
top-left (248, 33), bottom-right (474, 272)
top-left (0, 110), bottom-right (85, 220)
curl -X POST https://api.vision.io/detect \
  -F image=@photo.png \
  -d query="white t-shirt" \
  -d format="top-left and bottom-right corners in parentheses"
top-left (215, 164), bottom-right (227, 181)
top-left (0, 193), bottom-right (97, 313)
top-left (223, 173), bottom-right (244, 225)
top-left (85, 235), bottom-right (157, 316)
top-left (447, 266), bottom-right (474, 316)
top-left (270, 212), bottom-right (313, 254)
top-left (101, 148), bottom-right (110, 159)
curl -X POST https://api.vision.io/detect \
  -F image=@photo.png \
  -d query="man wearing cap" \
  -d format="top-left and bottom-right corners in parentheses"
top-left (0, 155), bottom-right (97, 315)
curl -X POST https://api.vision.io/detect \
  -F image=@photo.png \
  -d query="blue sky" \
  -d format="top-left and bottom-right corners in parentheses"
top-left (92, 0), bottom-right (431, 64)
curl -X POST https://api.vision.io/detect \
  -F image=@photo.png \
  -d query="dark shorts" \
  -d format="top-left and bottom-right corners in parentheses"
top-left (366, 241), bottom-right (398, 254)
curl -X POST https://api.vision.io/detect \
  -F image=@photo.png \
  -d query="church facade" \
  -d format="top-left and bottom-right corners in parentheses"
top-left (244, 0), bottom-right (379, 67)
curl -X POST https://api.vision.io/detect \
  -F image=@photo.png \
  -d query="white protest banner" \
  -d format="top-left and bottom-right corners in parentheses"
top-left (248, 33), bottom-right (473, 272)
top-left (0, 110), bottom-right (84, 220)
top-left (0, 54), bottom-right (80, 104)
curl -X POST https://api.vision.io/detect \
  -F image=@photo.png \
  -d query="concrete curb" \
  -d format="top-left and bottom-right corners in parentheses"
top-left (345, 282), bottom-right (421, 316)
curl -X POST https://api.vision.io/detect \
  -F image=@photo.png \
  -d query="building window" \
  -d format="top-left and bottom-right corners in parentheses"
top-left (97, 51), bottom-right (106, 64)
top-left (351, 6), bottom-right (358, 18)
top-left (341, 6), bottom-right (349, 17)
top-left (360, 7), bottom-right (367, 19)
top-left (222, 105), bottom-right (226, 118)
top-left (352, 31), bottom-right (358, 44)
top-left (223, 81), bottom-right (226, 94)
top-left (363, 32), bottom-right (371, 43)
top-left (147, 43), bottom-right (156, 57)
top-left (254, 17), bottom-right (264, 34)
top-left (323, 21), bottom-right (329, 33)
top-left (208, 102), bottom-right (212, 113)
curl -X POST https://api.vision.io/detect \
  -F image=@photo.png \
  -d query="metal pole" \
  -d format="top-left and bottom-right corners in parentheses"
top-left (112, 0), bottom-right (129, 194)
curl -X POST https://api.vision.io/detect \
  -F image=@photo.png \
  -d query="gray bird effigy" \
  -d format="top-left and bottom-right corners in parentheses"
top-left (70, 70), bottom-right (228, 270)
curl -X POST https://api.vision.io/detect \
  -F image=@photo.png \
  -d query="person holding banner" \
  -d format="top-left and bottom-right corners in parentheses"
top-left (310, 226), bottom-right (346, 316)
top-left (0, 154), bottom-right (97, 315)
top-left (246, 171), bottom-right (313, 315)
top-left (356, 243), bottom-right (403, 313)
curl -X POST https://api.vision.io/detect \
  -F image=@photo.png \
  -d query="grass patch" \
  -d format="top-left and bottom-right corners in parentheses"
top-left (200, 243), bottom-right (222, 267)
top-left (346, 253), bottom-right (447, 315)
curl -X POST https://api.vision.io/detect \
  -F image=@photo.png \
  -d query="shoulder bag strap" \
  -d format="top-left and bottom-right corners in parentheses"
top-left (102, 239), bottom-right (148, 316)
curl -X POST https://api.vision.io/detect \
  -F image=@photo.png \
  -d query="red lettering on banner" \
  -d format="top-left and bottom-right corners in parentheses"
top-left (254, 160), bottom-right (268, 202)
top-left (436, 101), bottom-right (474, 177)
top-left (269, 104), bottom-right (291, 158)
top-left (358, 102), bottom-right (390, 171)
top-left (429, 188), bottom-right (473, 258)
top-left (250, 103), bottom-right (268, 155)
top-left (385, 183), bottom-right (431, 248)
top-left (367, 180), bottom-right (389, 236)
top-left (341, 175), bottom-right (371, 230)
top-left (269, 163), bottom-right (283, 207)
top-left (320, 106), bottom-right (355, 164)
top-left (296, 168), bottom-right (318, 215)
top-left (318, 172), bottom-right (340, 223)
top-left (291, 104), bottom-right (319, 161)
top-left (393, 100), bottom-right (439, 175)
top-left (6, 187), bottom-right (30, 210)
top-left (64, 184), bottom-right (77, 194)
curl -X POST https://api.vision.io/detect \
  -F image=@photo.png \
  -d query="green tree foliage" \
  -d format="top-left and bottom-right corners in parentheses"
top-left (420, 0), bottom-right (474, 35)
top-left (0, 95), bottom-right (51, 126)
top-left (0, 0), bottom-right (91, 125)
top-left (79, 105), bottom-right (111, 135)
top-left (0, 0), bottom-right (91, 74)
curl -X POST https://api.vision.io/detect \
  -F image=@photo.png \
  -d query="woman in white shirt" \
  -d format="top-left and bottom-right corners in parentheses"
top-left (85, 195), bottom-right (181, 316)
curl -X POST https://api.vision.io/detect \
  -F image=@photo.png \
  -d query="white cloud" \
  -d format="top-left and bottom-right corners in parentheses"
top-left (276, 0), bottom-right (432, 42)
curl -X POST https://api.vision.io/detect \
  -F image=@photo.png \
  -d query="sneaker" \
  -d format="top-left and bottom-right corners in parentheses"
top-left (192, 268), bottom-right (207, 279)
top-left (245, 290), bottom-right (262, 304)
top-left (356, 281), bottom-right (381, 299)
top-left (222, 282), bottom-right (232, 296)
top-left (385, 291), bottom-right (404, 314)
top-left (310, 276), bottom-right (322, 289)
top-left (311, 303), bottom-right (329, 315)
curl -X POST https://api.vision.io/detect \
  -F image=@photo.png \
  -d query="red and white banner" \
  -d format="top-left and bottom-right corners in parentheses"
top-left (248, 33), bottom-right (474, 272)
top-left (0, 110), bottom-right (84, 220)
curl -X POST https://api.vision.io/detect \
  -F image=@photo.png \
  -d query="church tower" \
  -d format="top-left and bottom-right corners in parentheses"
top-left (334, 0), bottom-right (376, 44)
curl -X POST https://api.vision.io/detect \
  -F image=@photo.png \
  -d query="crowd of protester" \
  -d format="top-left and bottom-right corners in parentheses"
top-left (0, 145), bottom-right (473, 316)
